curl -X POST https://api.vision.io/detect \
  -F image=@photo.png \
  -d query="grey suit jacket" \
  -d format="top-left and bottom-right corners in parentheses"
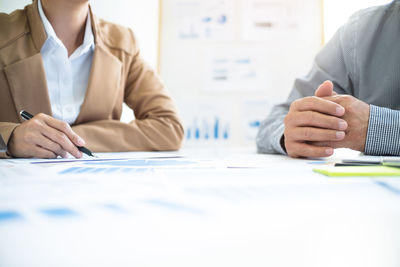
top-left (257, 1), bottom-right (400, 155)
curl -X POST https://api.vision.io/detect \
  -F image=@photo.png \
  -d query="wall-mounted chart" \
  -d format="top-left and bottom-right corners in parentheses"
top-left (174, 0), bottom-right (235, 40)
top-left (159, 0), bottom-right (323, 146)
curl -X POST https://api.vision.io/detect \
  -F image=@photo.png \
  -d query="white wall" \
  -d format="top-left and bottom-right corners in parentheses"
top-left (0, 0), bottom-right (30, 13)
top-left (90, 0), bottom-right (159, 70)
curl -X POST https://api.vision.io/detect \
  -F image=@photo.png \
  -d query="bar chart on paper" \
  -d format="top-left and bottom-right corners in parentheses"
top-left (59, 166), bottom-right (152, 175)
top-left (58, 159), bottom-right (199, 175)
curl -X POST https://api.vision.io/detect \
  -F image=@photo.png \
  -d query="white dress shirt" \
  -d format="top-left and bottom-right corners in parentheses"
top-left (38, 0), bottom-right (95, 125)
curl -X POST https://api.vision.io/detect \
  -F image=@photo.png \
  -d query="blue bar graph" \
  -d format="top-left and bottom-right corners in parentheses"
top-left (186, 117), bottom-right (229, 141)
top-left (0, 210), bottom-right (22, 222)
top-left (40, 207), bottom-right (78, 218)
top-left (85, 159), bottom-right (195, 167)
top-left (58, 160), bottom-right (196, 175)
top-left (214, 118), bottom-right (219, 139)
top-left (60, 167), bottom-right (81, 174)
top-left (59, 167), bottom-right (146, 175)
top-left (249, 120), bottom-right (261, 128)
top-left (223, 129), bottom-right (229, 139)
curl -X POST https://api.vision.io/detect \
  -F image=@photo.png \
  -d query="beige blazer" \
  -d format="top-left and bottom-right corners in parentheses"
top-left (0, 1), bottom-right (184, 158)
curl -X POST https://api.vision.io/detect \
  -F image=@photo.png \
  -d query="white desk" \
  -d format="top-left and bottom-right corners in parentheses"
top-left (0, 147), bottom-right (400, 267)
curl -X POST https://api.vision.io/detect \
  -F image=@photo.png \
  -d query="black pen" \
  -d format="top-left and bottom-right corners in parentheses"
top-left (334, 162), bottom-right (379, 167)
top-left (20, 110), bottom-right (95, 157)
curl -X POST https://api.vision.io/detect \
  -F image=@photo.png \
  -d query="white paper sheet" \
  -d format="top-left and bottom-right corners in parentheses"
top-left (1, 148), bottom-right (400, 267)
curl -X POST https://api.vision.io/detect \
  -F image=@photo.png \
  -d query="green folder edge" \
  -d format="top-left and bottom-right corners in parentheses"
top-left (313, 166), bottom-right (400, 177)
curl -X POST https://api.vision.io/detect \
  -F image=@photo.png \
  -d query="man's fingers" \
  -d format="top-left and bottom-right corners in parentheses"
top-left (35, 134), bottom-right (68, 158)
top-left (315, 80), bottom-right (334, 97)
top-left (290, 127), bottom-right (345, 142)
top-left (288, 111), bottom-right (348, 130)
top-left (40, 124), bottom-right (82, 158)
top-left (291, 96), bottom-right (345, 117)
top-left (287, 142), bottom-right (334, 158)
top-left (310, 141), bottom-right (342, 149)
top-left (42, 115), bottom-right (85, 146)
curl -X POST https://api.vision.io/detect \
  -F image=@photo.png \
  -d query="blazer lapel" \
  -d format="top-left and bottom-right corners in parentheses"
top-left (4, 53), bottom-right (52, 121)
top-left (74, 7), bottom-right (123, 125)
top-left (10, 2), bottom-right (122, 125)
top-left (26, 0), bottom-right (47, 52)
top-left (74, 45), bottom-right (122, 124)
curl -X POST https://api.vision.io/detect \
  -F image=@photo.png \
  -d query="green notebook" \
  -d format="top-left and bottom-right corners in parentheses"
top-left (313, 166), bottom-right (400, 177)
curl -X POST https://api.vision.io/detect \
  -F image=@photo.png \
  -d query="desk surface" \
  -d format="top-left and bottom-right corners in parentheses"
top-left (1, 147), bottom-right (400, 267)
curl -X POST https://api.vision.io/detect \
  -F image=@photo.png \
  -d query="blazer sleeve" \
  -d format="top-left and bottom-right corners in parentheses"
top-left (72, 33), bottom-right (184, 152)
top-left (0, 122), bottom-right (19, 158)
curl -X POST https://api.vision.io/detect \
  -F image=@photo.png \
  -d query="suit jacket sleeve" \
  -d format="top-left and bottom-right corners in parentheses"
top-left (0, 122), bottom-right (19, 158)
top-left (71, 31), bottom-right (184, 152)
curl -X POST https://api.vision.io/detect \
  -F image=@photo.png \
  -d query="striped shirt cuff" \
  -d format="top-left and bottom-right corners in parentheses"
top-left (365, 105), bottom-right (400, 155)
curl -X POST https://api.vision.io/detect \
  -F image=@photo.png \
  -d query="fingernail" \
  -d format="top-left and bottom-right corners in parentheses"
top-left (336, 107), bottom-right (345, 115)
top-left (336, 131), bottom-right (345, 139)
top-left (77, 137), bottom-right (85, 146)
top-left (325, 148), bottom-right (334, 155)
top-left (338, 121), bottom-right (347, 130)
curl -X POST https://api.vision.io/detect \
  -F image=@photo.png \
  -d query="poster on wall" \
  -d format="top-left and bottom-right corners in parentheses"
top-left (240, 0), bottom-right (305, 41)
top-left (177, 99), bottom-right (233, 144)
top-left (175, 0), bottom-right (235, 40)
top-left (242, 100), bottom-right (271, 142)
top-left (202, 46), bottom-right (268, 92)
top-left (160, 0), bottom-right (322, 146)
